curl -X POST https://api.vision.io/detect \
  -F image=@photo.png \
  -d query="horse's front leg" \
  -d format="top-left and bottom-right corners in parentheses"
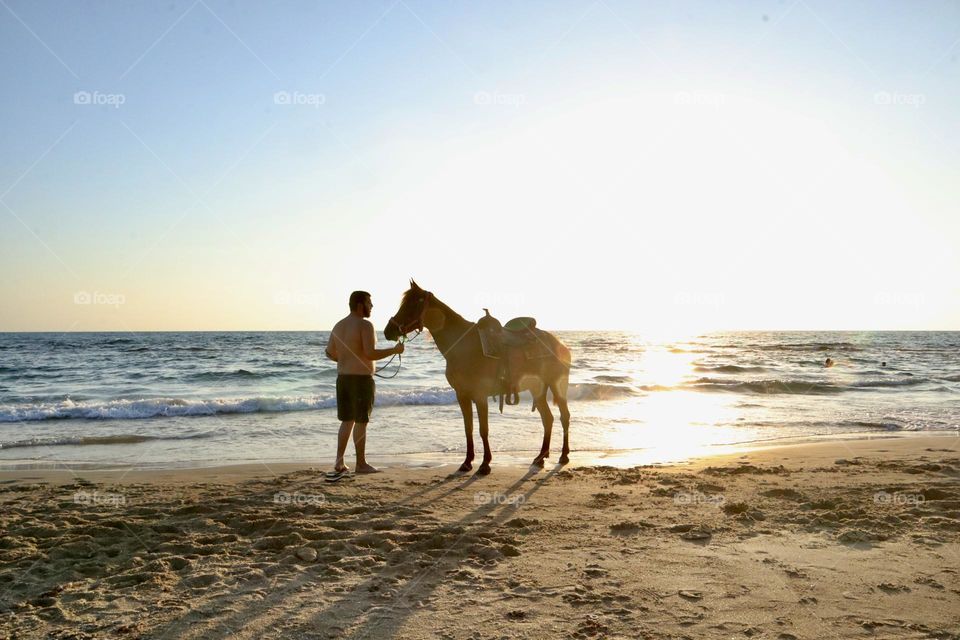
top-left (457, 392), bottom-right (474, 472)
top-left (476, 397), bottom-right (491, 475)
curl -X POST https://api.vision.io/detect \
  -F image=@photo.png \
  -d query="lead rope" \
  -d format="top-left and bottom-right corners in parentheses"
top-left (374, 328), bottom-right (422, 379)
top-left (374, 291), bottom-right (430, 379)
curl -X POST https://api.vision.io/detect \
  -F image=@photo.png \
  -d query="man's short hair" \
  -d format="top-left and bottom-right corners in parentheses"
top-left (349, 290), bottom-right (371, 310)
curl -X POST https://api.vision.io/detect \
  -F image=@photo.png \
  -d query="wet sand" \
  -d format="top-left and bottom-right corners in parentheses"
top-left (2, 433), bottom-right (959, 639)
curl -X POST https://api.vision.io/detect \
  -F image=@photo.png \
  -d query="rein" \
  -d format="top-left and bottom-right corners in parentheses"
top-left (373, 328), bottom-right (422, 379)
top-left (376, 292), bottom-right (431, 379)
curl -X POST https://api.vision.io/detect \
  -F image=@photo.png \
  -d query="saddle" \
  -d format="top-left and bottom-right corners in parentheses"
top-left (477, 309), bottom-right (550, 413)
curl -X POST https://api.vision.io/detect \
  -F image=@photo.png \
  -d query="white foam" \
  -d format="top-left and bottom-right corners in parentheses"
top-left (0, 388), bottom-right (461, 422)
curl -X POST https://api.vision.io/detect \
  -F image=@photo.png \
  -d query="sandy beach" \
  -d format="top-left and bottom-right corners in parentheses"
top-left (2, 433), bottom-right (959, 639)
top-left (4, 0), bottom-right (959, 636)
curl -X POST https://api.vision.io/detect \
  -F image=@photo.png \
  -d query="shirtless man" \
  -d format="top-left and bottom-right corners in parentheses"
top-left (325, 290), bottom-right (403, 474)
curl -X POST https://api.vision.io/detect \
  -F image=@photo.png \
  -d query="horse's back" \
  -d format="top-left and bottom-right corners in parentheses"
top-left (537, 329), bottom-right (572, 369)
top-left (444, 322), bottom-right (569, 399)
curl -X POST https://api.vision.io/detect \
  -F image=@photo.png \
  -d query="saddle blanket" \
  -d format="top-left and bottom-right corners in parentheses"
top-left (479, 329), bottom-right (554, 360)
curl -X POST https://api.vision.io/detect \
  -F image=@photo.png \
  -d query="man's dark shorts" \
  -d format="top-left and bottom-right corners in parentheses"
top-left (336, 374), bottom-right (375, 423)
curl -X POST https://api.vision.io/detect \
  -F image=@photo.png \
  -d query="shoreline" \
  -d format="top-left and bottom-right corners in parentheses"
top-left (2, 429), bottom-right (956, 484)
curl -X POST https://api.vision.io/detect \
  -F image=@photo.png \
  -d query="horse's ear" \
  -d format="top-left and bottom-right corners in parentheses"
top-left (410, 279), bottom-right (421, 291)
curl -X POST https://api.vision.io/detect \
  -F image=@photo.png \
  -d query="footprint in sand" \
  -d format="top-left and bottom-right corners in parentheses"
top-left (609, 520), bottom-right (655, 535)
top-left (503, 516), bottom-right (539, 529)
top-left (183, 573), bottom-right (220, 589)
top-left (583, 563), bottom-right (608, 578)
top-left (670, 523), bottom-right (713, 541)
top-left (761, 488), bottom-right (805, 500)
top-left (574, 614), bottom-right (609, 639)
top-left (783, 566), bottom-right (808, 579)
top-left (589, 492), bottom-right (623, 508)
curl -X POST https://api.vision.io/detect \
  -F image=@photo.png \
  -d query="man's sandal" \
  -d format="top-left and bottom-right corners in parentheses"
top-left (324, 469), bottom-right (351, 482)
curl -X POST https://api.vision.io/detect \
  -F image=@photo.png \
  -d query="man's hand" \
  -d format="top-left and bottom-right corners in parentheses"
top-left (362, 322), bottom-right (403, 360)
top-left (393, 342), bottom-right (405, 355)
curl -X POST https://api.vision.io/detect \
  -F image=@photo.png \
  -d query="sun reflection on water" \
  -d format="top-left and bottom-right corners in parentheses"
top-left (636, 347), bottom-right (699, 388)
top-left (581, 342), bottom-right (757, 464)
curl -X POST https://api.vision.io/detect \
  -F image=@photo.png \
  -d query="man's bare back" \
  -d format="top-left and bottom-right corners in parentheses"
top-left (328, 315), bottom-right (376, 375)
top-left (326, 313), bottom-right (402, 373)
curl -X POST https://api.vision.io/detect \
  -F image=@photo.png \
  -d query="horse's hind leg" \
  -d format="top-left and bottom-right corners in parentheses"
top-left (551, 380), bottom-right (571, 464)
top-left (532, 392), bottom-right (553, 467)
top-left (457, 392), bottom-right (474, 472)
top-left (476, 397), bottom-right (492, 475)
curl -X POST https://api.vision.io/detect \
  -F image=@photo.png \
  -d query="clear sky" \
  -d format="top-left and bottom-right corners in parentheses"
top-left (1, 0), bottom-right (958, 333)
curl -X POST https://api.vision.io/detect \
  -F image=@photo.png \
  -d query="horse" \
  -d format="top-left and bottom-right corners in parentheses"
top-left (383, 280), bottom-right (572, 474)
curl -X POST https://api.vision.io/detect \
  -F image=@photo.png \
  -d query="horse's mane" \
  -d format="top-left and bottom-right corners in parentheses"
top-left (399, 287), bottom-right (420, 308)
top-left (403, 287), bottom-right (470, 326)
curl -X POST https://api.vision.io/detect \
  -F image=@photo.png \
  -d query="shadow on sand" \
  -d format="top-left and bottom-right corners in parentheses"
top-left (150, 463), bottom-right (566, 639)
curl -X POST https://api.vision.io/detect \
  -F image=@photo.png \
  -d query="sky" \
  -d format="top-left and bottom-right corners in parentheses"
top-left (1, 0), bottom-right (958, 333)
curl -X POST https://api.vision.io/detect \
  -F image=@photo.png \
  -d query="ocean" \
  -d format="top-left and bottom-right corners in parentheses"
top-left (0, 331), bottom-right (957, 469)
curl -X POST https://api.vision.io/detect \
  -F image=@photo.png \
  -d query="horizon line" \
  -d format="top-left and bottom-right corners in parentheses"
top-left (1, 328), bottom-right (958, 334)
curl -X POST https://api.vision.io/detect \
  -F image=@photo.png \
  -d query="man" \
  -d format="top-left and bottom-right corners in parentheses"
top-left (325, 290), bottom-right (403, 476)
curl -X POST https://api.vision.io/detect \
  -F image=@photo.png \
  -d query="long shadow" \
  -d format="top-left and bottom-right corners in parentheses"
top-left (179, 470), bottom-right (481, 638)
top-left (326, 464), bottom-right (563, 640)
top-left (149, 464), bottom-right (563, 639)
top-left (259, 464), bottom-right (464, 510)
top-left (147, 469), bottom-right (470, 639)
top-left (387, 468), bottom-right (476, 509)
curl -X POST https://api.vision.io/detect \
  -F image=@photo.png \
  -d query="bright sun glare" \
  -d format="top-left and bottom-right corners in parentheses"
top-left (579, 338), bottom-right (753, 463)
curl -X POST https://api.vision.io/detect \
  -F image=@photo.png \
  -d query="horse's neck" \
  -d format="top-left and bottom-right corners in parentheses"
top-left (424, 297), bottom-right (472, 356)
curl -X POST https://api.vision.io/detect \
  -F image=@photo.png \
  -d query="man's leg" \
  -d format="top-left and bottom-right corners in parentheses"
top-left (354, 376), bottom-right (378, 473)
top-left (335, 420), bottom-right (354, 472)
top-left (353, 422), bottom-right (378, 473)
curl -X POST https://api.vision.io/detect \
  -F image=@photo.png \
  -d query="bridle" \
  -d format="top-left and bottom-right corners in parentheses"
top-left (377, 291), bottom-right (431, 379)
top-left (385, 291), bottom-right (432, 339)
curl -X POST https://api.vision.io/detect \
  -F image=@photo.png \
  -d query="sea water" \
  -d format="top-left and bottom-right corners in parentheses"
top-left (0, 331), bottom-right (957, 469)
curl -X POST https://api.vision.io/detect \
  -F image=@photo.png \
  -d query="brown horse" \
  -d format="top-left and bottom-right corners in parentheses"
top-left (384, 280), bottom-right (572, 474)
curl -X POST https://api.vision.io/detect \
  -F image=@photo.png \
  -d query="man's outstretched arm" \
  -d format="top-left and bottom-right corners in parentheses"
top-left (361, 322), bottom-right (403, 361)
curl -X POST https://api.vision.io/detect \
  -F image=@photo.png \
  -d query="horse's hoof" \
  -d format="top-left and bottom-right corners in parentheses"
top-left (459, 462), bottom-right (472, 472)
top-left (559, 454), bottom-right (570, 465)
top-left (532, 457), bottom-right (545, 467)
top-left (476, 464), bottom-right (491, 476)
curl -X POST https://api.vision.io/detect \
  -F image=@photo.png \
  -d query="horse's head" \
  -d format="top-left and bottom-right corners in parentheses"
top-left (384, 279), bottom-right (432, 341)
